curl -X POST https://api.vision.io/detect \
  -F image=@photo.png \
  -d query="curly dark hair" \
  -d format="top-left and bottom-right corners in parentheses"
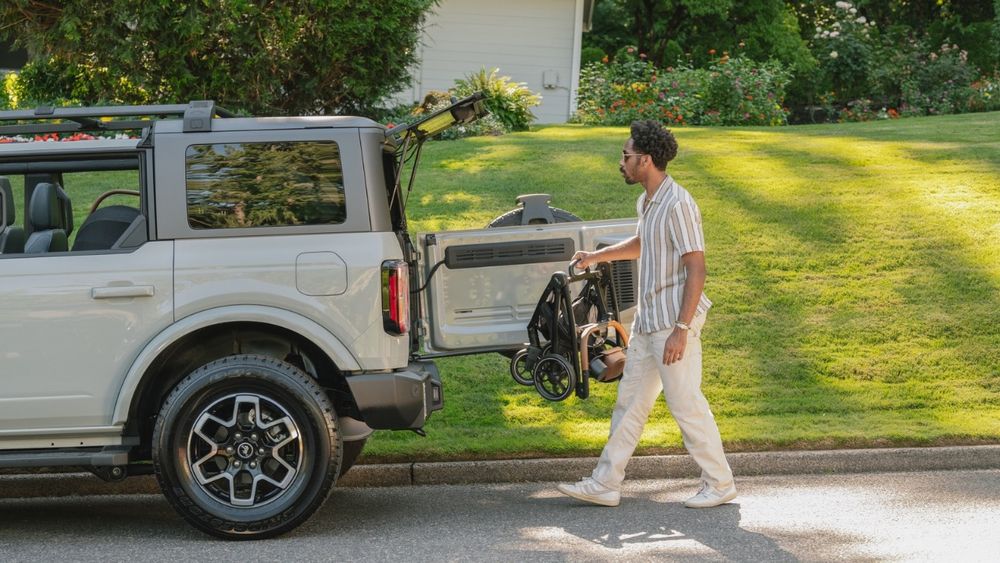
top-left (630, 120), bottom-right (678, 170)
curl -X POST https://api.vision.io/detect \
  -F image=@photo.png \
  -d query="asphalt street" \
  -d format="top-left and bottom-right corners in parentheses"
top-left (0, 469), bottom-right (996, 562)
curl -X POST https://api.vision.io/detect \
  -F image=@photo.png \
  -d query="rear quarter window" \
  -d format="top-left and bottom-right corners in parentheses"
top-left (185, 141), bottom-right (346, 229)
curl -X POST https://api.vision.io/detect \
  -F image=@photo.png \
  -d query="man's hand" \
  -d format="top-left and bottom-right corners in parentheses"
top-left (662, 328), bottom-right (688, 365)
top-left (572, 250), bottom-right (598, 269)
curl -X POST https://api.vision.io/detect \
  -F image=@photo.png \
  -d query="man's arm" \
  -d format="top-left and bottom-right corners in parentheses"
top-left (662, 250), bottom-right (706, 365)
top-left (572, 235), bottom-right (640, 268)
top-left (676, 250), bottom-right (706, 325)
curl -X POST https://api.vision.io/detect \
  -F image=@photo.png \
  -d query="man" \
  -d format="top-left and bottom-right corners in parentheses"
top-left (557, 120), bottom-right (736, 508)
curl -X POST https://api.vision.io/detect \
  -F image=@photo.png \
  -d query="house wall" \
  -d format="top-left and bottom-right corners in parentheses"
top-left (396, 0), bottom-right (583, 124)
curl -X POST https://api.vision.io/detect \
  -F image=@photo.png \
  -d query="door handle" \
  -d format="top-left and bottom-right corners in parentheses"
top-left (91, 285), bottom-right (156, 299)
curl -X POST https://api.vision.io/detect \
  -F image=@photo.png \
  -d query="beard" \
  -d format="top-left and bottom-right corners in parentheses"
top-left (620, 167), bottom-right (638, 185)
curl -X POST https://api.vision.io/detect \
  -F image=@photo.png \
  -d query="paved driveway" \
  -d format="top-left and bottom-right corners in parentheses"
top-left (0, 470), bottom-right (996, 561)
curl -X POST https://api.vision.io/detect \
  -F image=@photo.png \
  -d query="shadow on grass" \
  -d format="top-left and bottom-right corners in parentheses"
top-left (683, 127), bottom-right (1000, 425)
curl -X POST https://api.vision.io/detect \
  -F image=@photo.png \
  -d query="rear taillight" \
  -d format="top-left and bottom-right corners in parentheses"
top-left (381, 260), bottom-right (409, 335)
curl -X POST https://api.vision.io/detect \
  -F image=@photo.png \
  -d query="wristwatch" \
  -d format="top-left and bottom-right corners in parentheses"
top-left (674, 320), bottom-right (690, 331)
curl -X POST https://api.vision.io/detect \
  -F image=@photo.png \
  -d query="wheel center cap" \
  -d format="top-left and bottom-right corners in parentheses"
top-left (236, 441), bottom-right (255, 460)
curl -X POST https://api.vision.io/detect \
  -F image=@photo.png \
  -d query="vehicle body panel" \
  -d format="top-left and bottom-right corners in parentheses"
top-left (0, 241), bottom-right (174, 430)
top-left (172, 233), bottom-right (409, 372)
top-left (418, 219), bottom-right (638, 353)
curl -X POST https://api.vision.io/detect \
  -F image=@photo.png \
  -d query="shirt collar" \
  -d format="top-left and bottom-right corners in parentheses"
top-left (645, 175), bottom-right (673, 205)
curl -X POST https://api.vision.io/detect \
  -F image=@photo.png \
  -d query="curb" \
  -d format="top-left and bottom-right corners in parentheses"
top-left (1, 445), bottom-right (997, 499)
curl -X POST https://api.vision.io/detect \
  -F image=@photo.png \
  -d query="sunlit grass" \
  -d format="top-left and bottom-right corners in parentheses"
top-left (367, 112), bottom-right (1000, 462)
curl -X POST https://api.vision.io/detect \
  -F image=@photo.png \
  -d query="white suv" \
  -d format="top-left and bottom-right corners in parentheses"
top-left (0, 97), bottom-right (636, 538)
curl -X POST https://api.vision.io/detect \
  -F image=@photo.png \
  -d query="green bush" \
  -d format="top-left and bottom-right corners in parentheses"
top-left (580, 46), bottom-right (606, 67)
top-left (452, 67), bottom-right (541, 132)
top-left (867, 34), bottom-right (987, 118)
top-left (699, 56), bottom-right (792, 126)
top-left (968, 74), bottom-right (1000, 113)
top-left (899, 42), bottom-right (981, 116)
top-left (575, 55), bottom-right (790, 126)
top-left (0, 72), bottom-right (14, 110)
top-left (12, 56), bottom-right (150, 108)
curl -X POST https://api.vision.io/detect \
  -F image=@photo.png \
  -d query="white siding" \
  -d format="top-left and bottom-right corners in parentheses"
top-left (397, 0), bottom-right (582, 124)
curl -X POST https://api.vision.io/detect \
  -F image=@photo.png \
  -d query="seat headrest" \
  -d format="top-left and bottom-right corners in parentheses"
top-left (29, 182), bottom-right (73, 232)
top-left (0, 177), bottom-right (13, 226)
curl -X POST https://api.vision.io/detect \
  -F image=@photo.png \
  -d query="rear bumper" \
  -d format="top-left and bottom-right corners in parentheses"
top-left (345, 360), bottom-right (442, 430)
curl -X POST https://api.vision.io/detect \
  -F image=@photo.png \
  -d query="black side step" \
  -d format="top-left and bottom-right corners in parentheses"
top-left (0, 447), bottom-right (130, 469)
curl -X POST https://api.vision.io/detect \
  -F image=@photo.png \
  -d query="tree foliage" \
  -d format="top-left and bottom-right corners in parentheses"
top-left (584, 0), bottom-right (815, 73)
top-left (0, 0), bottom-right (437, 115)
top-left (792, 0), bottom-right (998, 73)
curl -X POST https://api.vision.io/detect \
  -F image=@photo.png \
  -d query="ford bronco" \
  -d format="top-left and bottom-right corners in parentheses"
top-left (0, 95), bottom-right (637, 538)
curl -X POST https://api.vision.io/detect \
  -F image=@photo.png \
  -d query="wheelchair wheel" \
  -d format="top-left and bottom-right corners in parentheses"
top-left (533, 353), bottom-right (576, 402)
top-left (509, 349), bottom-right (534, 386)
top-left (509, 345), bottom-right (552, 386)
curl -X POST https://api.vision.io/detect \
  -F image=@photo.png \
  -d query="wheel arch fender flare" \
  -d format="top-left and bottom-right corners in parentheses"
top-left (112, 305), bottom-right (361, 425)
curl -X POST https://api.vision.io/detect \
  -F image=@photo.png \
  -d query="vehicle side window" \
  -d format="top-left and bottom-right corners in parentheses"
top-left (185, 141), bottom-right (346, 229)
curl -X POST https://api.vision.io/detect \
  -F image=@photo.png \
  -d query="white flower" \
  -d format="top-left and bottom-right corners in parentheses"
top-left (850, 7), bottom-right (857, 14)
top-left (816, 26), bottom-right (822, 33)
top-left (856, 16), bottom-right (866, 24)
top-left (836, 1), bottom-right (851, 9)
top-left (830, 51), bottom-right (839, 59)
top-left (830, 31), bottom-right (840, 38)
top-left (822, 31), bottom-right (830, 38)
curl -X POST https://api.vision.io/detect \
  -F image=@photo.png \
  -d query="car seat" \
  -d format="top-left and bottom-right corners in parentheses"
top-left (24, 182), bottom-right (73, 254)
top-left (0, 176), bottom-right (25, 253)
top-left (72, 204), bottom-right (142, 251)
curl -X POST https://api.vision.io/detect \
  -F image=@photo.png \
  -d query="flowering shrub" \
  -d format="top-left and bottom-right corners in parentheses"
top-left (576, 50), bottom-right (790, 126)
top-left (837, 98), bottom-right (900, 122)
top-left (898, 42), bottom-right (981, 116)
top-left (865, 34), bottom-right (992, 119)
top-left (798, 0), bottom-right (1000, 122)
top-left (699, 56), bottom-right (792, 126)
top-left (810, 1), bottom-right (877, 104)
top-left (966, 74), bottom-right (1000, 113)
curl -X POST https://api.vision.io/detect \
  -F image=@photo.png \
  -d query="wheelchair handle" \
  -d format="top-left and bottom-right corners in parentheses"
top-left (568, 258), bottom-right (594, 282)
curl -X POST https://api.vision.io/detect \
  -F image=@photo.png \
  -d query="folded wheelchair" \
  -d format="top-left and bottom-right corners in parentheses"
top-left (509, 260), bottom-right (629, 401)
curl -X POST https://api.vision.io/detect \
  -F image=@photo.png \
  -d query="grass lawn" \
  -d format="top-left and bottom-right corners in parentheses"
top-left (365, 111), bottom-right (1000, 462)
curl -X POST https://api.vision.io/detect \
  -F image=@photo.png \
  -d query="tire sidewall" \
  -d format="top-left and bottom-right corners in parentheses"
top-left (486, 206), bottom-right (581, 228)
top-left (153, 355), bottom-right (340, 538)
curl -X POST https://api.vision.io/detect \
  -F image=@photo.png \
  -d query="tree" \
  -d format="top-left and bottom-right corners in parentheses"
top-left (0, 0), bottom-right (437, 115)
top-left (584, 0), bottom-right (814, 74)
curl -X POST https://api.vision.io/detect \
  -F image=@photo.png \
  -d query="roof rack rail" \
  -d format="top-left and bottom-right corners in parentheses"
top-left (0, 100), bottom-right (235, 136)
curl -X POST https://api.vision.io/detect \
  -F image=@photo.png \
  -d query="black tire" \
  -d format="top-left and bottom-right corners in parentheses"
top-left (152, 354), bottom-right (340, 540)
top-left (338, 438), bottom-right (367, 478)
top-left (533, 353), bottom-right (576, 402)
top-left (487, 206), bottom-right (582, 228)
top-left (509, 349), bottom-right (534, 386)
top-left (509, 345), bottom-right (553, 386)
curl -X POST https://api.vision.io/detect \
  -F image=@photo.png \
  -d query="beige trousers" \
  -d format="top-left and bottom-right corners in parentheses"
top-left (591, 313), bottom-right (734, 491)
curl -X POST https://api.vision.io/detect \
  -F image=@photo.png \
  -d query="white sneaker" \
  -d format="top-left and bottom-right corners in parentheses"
top-left (556, 477), bottom-right (621, 507)
top-left (684, 482), bottom-right (737, 508)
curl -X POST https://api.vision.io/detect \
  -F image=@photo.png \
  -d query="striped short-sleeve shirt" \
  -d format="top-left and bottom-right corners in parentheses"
top-left (634, 175), bottom-right (712, 334)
